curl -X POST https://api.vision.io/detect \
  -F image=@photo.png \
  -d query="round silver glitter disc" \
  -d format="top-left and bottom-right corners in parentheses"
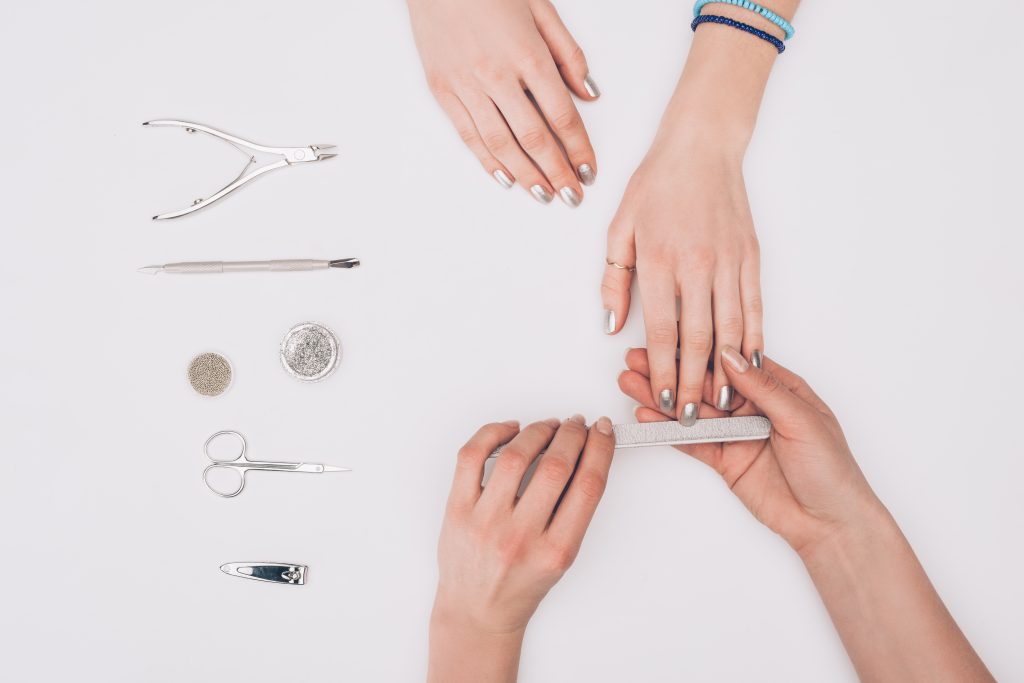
top-left (279, 322), bottom-right (340, 382)
top-left (187, 351), bottom-right (233, 397)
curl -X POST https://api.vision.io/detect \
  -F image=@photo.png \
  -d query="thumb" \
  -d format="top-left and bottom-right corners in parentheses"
top-left (720, 346), bottom-right (810, 429)
top-left (531, 0), bottom-right (600, 100)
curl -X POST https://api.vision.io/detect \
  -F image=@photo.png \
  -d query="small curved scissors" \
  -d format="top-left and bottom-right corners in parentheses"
top-left (203, 430), bottom-right (350, 498)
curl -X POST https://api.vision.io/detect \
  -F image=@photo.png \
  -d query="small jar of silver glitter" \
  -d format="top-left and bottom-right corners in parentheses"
top-left (280, 322), bottom-right (340, 382)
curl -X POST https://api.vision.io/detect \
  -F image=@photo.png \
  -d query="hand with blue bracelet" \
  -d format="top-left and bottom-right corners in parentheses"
top-left (601, 0), bottom-right (798, 430)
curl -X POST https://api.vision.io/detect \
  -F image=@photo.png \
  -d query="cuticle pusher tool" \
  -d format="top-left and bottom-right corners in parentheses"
top-left (143, 119), bottom-right (336, 220)
top-left (138, 258), bottom-right (360, 274)
top-left (488, 416), bottom-right (771, 457)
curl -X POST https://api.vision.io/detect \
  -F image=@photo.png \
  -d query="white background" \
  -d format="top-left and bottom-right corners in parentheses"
top-left (2, 1), bottom-right (1022, 680)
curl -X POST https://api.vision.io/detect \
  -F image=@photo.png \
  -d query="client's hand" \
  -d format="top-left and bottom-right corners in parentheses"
top-left (407, 0), bottom-right (598, 206)
top-left (619, 347), bottom-right (879, 553)
top-left (428, 416), bottom-right (614, 683)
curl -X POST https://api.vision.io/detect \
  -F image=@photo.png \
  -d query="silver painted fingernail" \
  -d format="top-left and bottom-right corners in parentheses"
top-left (659, 389), bottom-right (674, 412)
top-left (583, 73), bottom-right (601, 98)
top-left (492, 169), bottom-right (513, 189)
top-left (717, 386), bottom-right (734, 411)
top-left (751, 349), bottom-right (763, 369)
top-left (530, 184), bottom-right (554, 204)
top-left (604, 309), bottom-right (616, 334)
top-left (559, 187), bottom-right (581, 208)
top-left (680, 402), bottom-right (698, 427)
top-left (578, 163), bottom-right (596, 186)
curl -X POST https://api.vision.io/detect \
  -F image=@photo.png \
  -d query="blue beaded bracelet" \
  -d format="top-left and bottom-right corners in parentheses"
top-left (691, 14), bottom-right (786, 54)
top-left (693, 0), bottom-right (794, 40)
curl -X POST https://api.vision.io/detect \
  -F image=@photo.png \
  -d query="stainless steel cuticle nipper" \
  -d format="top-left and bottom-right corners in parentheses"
top-left (143, 119), bottom-right (336, 220)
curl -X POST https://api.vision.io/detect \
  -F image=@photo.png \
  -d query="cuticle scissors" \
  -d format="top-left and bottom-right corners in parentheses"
top-left (143, 119), bottom-right (337, 220)
top-left (203, 430), bottom-right (350, 498)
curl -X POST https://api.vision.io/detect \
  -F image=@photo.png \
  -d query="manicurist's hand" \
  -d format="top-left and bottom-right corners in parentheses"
top-left (407, 0), bottom-right (598, 207)
top-left (619, 348), bottom-right (995, 681)
top-left (428, 416), bottom-right (615, 683)
top-left (620, 346), bottom-right (877, 553)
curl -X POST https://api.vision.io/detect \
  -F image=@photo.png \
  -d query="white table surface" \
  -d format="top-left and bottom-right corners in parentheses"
top-left (3, 1), bottom-right (1023, 680)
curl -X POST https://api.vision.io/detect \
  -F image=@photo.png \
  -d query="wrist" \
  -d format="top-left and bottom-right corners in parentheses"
top-left (796, 497), bottom-right (901, 570)
top-left (429, 599), bottom-right (526, 683)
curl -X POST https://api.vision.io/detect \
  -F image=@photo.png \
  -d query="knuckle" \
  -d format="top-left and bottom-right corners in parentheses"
top-left (576, 470), bottom-right (607, 501)
top-left (496, 448), bottom-right (529, 474)
top-left (549, 108), bottom-right (582, 134)
top-left (683, 329), bottom-right (713, 353)
top-left (566, 44), bottom-right (587, 71)
top-left (743, 294), bottom-right (764, 316)
top-left (537, 457), bottom-right (572, 487)
top-left (482, 131), bottom-right (512, 154)
top-left (456, 126), bottom-right (480, 146)
top-left (684, 245), bottom-right (716, 272)
top-left (648, 321), bottom-right (678, 346)
top-left (472, 59), bottom-right (505, 83)
top-left (425, 71), bottom-right (450, 97)
top-left (716, 315), bottom-right (744, 339)
top-left (517, 127), bottom-right (548, 153)
top-left (456, 446), bottom-right (479, 469)
top-left (601, 279), bottom-right (627, 297)
top-left (757, 370), bottom-right (782, 394)
top-left (542, 543), bottom-right (577, 575)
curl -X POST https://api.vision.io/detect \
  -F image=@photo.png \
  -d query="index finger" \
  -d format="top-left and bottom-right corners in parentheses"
top-left (546, 417), bottom-right (615, 549)
top-left (449, 421), bottom-right (521, 509)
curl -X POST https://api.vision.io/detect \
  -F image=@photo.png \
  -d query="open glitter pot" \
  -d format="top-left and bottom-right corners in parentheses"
top-left (279, 322), bottom-right (340, 382)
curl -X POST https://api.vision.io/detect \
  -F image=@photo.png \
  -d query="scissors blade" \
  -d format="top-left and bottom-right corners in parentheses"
top-left (291, 463), bottom-right (351, 473)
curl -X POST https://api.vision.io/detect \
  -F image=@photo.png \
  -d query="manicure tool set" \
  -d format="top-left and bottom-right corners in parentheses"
top-left (143, 119), bottom-right (352, 585)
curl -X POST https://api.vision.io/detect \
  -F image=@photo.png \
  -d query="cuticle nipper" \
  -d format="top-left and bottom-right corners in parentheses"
top-left (143, 119), bottom-right (336, 220)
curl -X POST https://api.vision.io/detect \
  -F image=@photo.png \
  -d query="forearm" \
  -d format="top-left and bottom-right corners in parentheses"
top-left (800, 505), bottom-right (994, 682)
top-left (428, 600), bottom-right (525, 683)
top-left (654, 0), bottom-right (800, 158)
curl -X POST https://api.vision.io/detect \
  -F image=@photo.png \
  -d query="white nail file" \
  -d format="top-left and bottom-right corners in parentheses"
top-left (488, 416), bottom-right (771, 457)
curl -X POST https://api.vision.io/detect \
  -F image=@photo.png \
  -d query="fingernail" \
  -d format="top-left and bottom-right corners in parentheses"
top-left (569, 414), bottom-right (585, 424)
top-left (721, 345), bottom-right (750, 373)
top-left (716, 386), bottom-right (734, 411)
top-left (659, 389), bottom-right (674, 412)
top-left (578, 163), bottom-right (596, 186)
top-left (530, 184), bottom-right (554, 204)
top-left (595, 416), bottom-right (613, 435)
top-left (543, 417), bottom-right (561, 428)
top-left (583, 73), bottom-right (601, 98)
top-left (604, 309), bottom-right (616, 334)
top-left (680, 402), bottom-right (698, 427)
top-left (501, 419), bottom-right (520, 428)
top-left (492, 169), bottom-right (513, 189)
top-left (559, 187), bottom-right (581, 208)
top-left (751, 349), bottom-right (763, 369)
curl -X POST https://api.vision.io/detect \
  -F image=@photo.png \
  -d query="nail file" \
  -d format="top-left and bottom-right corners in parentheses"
top-left (488, 416), bottom-right (771, 457)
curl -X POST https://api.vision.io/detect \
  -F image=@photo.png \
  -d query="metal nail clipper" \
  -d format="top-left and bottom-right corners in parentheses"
top-left (142, 119), bottom-right (336, 220)
top-left (220, 562), bottom-right (307, 586)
